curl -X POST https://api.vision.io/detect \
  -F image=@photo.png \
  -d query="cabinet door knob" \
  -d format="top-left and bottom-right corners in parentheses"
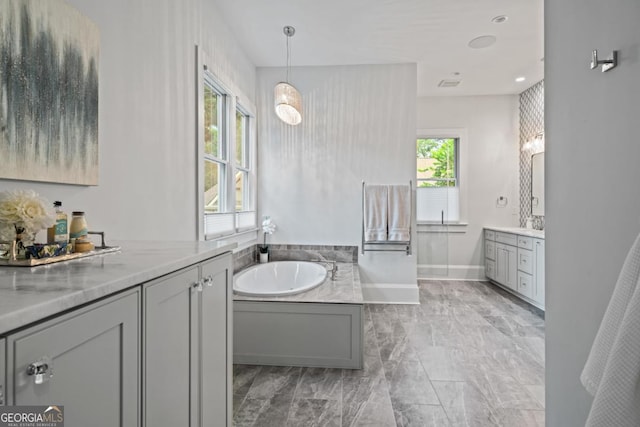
top-left (193, 280), bottom-right (204, 292)
top-left (204, 275), bottom-right (213, 287)
top-left (27, 356), bottom-right (53, 385)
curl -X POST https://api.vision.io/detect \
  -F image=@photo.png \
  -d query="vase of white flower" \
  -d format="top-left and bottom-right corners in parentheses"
top-left (259, 216), bottom-right (276, 263)
top-left (0, 190), bottom-right (56, 260)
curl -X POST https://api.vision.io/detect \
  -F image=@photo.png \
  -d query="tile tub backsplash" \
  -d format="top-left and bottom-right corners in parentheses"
top-left (232, 244), bottom-right (358, 273)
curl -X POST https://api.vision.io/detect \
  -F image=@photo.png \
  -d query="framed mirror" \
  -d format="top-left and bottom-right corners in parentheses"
top-left (531, 152), bottom-right (545, 216)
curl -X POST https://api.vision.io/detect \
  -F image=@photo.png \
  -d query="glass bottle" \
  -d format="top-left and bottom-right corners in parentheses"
top-left (47, 201), bottom-right (68, 244)
top-left (69, 211), bottom-right (88, 245)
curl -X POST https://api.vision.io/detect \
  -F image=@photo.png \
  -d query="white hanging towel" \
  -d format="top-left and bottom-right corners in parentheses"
top-left (581, 231), bottom-right (640, 427)
top-left (388, 184), bottom-right (411, 242)
top-left (363, 185), bottom-right (388, 242)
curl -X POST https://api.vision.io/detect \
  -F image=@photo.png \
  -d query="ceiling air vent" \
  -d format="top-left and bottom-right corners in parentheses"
top-left (438, 79), bottom-right (461, 88)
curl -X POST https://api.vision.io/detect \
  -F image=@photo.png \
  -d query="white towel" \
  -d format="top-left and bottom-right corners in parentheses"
top-left (581, 231), bottom-right (640, 427)
top-left (363, 185), bottom-right (388, 242)
top-left (388, 185), bottom-right (410, 242)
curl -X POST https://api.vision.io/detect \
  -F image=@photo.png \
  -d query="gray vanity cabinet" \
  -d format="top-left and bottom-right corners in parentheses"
top-left (6, 289), bottom-right (140, 427)
top-left (143, 253), bottom-right (232, 427)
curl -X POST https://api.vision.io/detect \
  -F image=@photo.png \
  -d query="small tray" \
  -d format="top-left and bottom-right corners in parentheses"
top-left (0, 245), bottom-right (121, 267)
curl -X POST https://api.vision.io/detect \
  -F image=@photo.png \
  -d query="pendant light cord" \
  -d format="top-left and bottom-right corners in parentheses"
top-left (286, 33), bottom-right (291, 83)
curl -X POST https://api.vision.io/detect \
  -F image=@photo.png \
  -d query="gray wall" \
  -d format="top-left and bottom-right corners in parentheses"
top-left (546, 1), bottom-right (640, 425)
top-left (0, 0), bottom-right (256, 241)
top-left (256, 64), bottom-right (418, 285)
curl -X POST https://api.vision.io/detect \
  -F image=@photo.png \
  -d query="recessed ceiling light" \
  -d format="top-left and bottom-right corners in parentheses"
top-left (468, 35), bottom-right (496, 49)
top-left (491, 15), bottom-right (508, 24)
top-left (515, 76), bottom-right (526, 82)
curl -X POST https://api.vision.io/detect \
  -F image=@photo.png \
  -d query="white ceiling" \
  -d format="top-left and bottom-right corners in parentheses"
top-left (213, 0), bottom-right (544, 97)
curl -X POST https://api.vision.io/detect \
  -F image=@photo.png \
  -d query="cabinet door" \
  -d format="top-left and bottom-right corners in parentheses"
top-left (144, 267), bottom-right (199, 427)
top-left (504, 244), bottom-right (518, 290)
top-left (8, 289), bottom-right (139, 427)
top-left (495, 244), bottom-right (507, 285)
top-left (200, 254), bottom-right (232, 427)
top-left (533, 239), bottom-right (545, 306)
top-left (496, 243), bottom-right (517, 290)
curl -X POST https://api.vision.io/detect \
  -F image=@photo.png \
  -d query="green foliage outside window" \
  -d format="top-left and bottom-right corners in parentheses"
top-left (417, 138), bottom-right (456, 187)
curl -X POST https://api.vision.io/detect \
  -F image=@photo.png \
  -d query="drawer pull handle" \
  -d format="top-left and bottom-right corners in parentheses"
top-left (27, 356), bottom-right (53, 385)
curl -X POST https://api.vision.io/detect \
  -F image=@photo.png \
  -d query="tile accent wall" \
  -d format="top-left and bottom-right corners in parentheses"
top-left (519, 80), bottom-right (545, 230)
top-left (232, 244), bottom-right (358, 273)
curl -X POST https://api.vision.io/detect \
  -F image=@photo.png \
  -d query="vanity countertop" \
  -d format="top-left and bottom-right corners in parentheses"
top-left (0, 240), bottom-right (236, 335)
top-left (233, 262), bottom-right (363, 305)
top-left (485, 226), bottom-right (545, 239)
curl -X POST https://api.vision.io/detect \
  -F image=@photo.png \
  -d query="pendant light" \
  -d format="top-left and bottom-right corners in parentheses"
top-left (274, 26), bottom-right (302, 126)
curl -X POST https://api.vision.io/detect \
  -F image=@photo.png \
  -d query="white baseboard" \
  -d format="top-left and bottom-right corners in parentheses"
top-left (417, 264), bottom-right (485, 281)
top-left (361, 283), bottom-right (420, 304)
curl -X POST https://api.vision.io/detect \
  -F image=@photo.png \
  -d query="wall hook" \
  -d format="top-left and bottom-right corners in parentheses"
top-left (590, 50), bottom-right (617, 72)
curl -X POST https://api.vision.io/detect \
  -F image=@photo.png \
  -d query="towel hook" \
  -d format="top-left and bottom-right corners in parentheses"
top-left (590, 50), bottom-right (617, 73)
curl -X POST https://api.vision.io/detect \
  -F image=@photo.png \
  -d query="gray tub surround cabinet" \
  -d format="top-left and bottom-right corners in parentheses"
top-left (0, 240), bottom-right (236, 427)
top-left (484, 227), bottom-right (545, 310)
top-left (233, 262), bottom-right (364, 369)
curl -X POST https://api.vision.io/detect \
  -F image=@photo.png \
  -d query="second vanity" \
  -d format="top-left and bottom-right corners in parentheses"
top-left (484, 227), bottom-right (545, 310)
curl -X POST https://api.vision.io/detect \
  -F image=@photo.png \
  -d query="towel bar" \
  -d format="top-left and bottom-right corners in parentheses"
top-left (361, 181), bottom-right (412, 256)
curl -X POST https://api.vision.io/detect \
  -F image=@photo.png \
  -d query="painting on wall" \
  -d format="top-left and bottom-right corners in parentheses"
top-left (0, 0), bottom-right (100, 185)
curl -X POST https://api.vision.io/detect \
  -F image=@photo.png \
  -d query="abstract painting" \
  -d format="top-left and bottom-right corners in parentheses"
top-left (0, 0), bottom-right (99, 185)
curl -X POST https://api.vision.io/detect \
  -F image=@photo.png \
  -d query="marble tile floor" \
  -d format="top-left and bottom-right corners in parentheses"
top-left (233, 280), bottom-right (545, 427)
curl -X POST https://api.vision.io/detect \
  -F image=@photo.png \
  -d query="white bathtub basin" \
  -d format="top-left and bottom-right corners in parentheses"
top-left (233, 261), bottom-right (327, 297)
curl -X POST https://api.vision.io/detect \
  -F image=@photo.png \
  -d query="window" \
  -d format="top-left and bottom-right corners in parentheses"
top-left (204, 83), bottom-right (227, 214)
top-left (416, 137), bottom-right (460, 222)
top-left (234, 107), bottom-right (255, 231)
top-left (201, 68), bottom-right (256, 239)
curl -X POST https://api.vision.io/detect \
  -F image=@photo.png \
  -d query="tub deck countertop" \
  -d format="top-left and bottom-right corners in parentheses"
top-left (233, 262), bottom-right (363, 304)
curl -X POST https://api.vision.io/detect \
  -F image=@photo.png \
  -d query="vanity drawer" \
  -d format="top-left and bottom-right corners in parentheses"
top-left (518, 248), bottom-right (533, 274)
top-left (485, 240), bottom-right (496, 261)
top-left (485, 230), bottom-right (496, 241)
top-left (517, 236), bottom-right (533, 250)
top-left (495, 232), bottom-right (517, 246)
top-left (485, 259), bottom-right (496, 280)
top-left (518, 272), bottom-right (534, 299)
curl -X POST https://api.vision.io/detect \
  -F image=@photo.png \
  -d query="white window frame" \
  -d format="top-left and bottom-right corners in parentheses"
top-left (197, 47), bottom-right (257, 241)
top-left (416, 128), bottom-right (468, 225)
top-left (235, 106), bottom-right (251, 212)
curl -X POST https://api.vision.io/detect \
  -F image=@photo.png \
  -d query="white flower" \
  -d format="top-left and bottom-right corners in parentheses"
top-left (261, 216), bottom-right (276, 235)
top-left (0, 190), bottom-right (56, 235)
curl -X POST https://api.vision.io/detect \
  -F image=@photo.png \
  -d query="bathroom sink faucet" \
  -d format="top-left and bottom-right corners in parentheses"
top-left (328, 261), bottom-right (338, 280)
top-left (314, 260), bottom-right (338, 280)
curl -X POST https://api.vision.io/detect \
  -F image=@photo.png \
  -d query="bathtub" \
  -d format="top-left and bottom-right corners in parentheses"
top-left (232, 261), bottom-right (364, 369)
top-left (233, 261), bottom-right (327, 297)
